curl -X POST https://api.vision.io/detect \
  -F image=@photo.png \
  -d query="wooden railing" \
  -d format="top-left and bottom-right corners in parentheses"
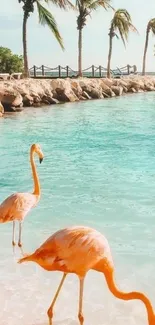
top-left (29, 64), bottom-right (137, 79)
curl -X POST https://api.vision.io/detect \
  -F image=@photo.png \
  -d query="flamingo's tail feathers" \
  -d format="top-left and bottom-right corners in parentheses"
top-left (18, 254), bottom-right (34, 264)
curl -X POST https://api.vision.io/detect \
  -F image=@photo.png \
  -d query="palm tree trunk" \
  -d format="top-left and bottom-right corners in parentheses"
top-left (107, 32), bottom-right (113, 79)
top-left (23, 11), bottom-right (29, 78)
top-left (78, 28), bottom-right (82, 77)
top-left (142, 26), bottom-right (149, 76)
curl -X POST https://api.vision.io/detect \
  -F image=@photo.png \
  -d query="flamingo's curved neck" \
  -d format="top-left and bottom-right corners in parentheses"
top-left (30, 148), bottom-right (40, 196)
top-left (104, 269), bottom-right (154, 325)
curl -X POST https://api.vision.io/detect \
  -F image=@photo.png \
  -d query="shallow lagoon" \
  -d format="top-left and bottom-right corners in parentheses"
top-left (0, 93), bottom-right (155, 325)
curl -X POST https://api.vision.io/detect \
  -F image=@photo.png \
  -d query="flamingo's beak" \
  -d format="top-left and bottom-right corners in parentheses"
top-left (39, 157), bottom-right (43, 164)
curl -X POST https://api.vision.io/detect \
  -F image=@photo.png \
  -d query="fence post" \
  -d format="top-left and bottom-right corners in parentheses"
top-left (58, 65), bottom-right (61, 78)
top-left (99, 65), bottom-right (102, 78)
top-left (33, 65), bottom-right (36, 78)
top-left (133, 65), bottom-right (137, 74)
top-left (66, 66), bottom-right (69, 77)
top-left (42, 65), bottom-right (45, 76)
top-left (92, 65), bottom-right (95, 78)
top-left (127, 64), bottom-right (130, 75)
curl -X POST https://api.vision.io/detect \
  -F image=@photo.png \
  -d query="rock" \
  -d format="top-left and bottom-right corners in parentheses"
top-left (111, 91), bottom-right (116, 97)
top-left (145, 84), bottom-right (155, 91)
top-left (128, 81), bottom-right (141, 91)
top-left (113, 79), bottom-right (128, 88)
top-left (50, 79), bottom-right (67, 91)
top-left (79, 96), bottom-right (87, 100)
top-left (5, 105), bottom-right (23, 112)
top-left (122, 86), bottom-right (128, 93)
top-left (42, 97), bottom-right (59, 105)
top-left (42, 95), bottom-right (55, 104)
top-left (99, 82), bottom-right (115, 97)
top-left (0, 88), bottom-right (23, 111)
top-left (33, 102), bottom-right (41, 107)
top-left (89, 88), bottom-right (103, 99)
top-left (56, 87), bottom-right (78, 102)
top-left (79, 79), bottom-right (90, 89)
top-left (130, 88), bottom-right (137, 93)
top-left (0, 89), bottom-right (23, 109)
top-left (82, 85), bottom-right (103, 99)
top-left (71, 81), bottom-right (82, 97)
top-left (111, 86), bottom-right (123, 96)
top-left (82, 91), bottom-right (91, 99)
top-left (102, 91), bottom-right (110, 98)
top-left (105, 88), bottom-right (116, 97)
top-left (50, 98), bottom-right (59, 104)
top-left (0, 101), bottom-right (4, 114)
top-left (15, 84), bottom-right (29, 96)
top-left (101, 78), bottom-right (114, 87)
top-left (0, 75), bottom-right (155, 110)
top-left (30, 92), bottom-right (41, 103)
top-left (23, 94), bottom-right (34, 106)
top-left (50, 79), bottom-right (79, 102)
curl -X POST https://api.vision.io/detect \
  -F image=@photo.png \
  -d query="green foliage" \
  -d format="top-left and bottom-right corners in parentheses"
top-left (18, 0), bottom-right (70, 50)
top-left (147, 18), bottom-right (155, 34)
top-left (36, 1), bottom-right (64, 49)
top-left (18, 0), bottom-right (35, 16)
top-left (0, 47), bottom-right (23, 74)
top-left (110, 9), bottom-right (138, 46)
top-left (76, 0), bottom-right (112, 30)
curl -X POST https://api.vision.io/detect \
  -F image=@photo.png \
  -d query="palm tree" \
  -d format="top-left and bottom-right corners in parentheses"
top-left (19, 0), bottom-right (73, 77)
top-left (107, 9), bottom-right (137, 78)
top-left (76, 0), bottom-right (112, 77)
top-left (142, 18), bottom-right (155, 76)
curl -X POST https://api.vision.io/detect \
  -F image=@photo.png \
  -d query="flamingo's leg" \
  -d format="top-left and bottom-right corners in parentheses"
top-left (18, 221), bottom-right (22, 247)
top-left (47, 273), bottom-right (67, 325)
top-left (78, 277), bottom-right (85, 325)
top-left (12, 221), bottom-right (16, 246)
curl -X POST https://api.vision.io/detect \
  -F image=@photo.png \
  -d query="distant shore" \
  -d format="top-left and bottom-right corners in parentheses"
top-left (0, 75), bottom-right (155, 115)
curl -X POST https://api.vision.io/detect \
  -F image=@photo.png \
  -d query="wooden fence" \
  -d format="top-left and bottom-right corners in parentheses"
top-left (29, 64), bottom-right (137, 79)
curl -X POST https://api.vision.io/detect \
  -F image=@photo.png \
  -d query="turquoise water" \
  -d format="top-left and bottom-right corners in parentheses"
top-left (0, 92), bottom-right (155, 325)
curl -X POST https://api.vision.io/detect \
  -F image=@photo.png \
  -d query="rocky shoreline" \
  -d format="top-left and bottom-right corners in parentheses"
top-left (0, 75), bottom-right (155, 115)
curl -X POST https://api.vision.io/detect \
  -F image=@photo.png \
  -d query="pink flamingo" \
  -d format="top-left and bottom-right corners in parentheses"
top-left (18, 226), bottom-right (155, 325)
top-left (0, 143), bottom-right (44, 247)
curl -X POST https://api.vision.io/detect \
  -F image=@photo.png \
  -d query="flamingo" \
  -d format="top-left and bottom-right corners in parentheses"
top-left (18, 226), bottom-right (155, 325)
top-left (0, 143), bottom-right (44, 247)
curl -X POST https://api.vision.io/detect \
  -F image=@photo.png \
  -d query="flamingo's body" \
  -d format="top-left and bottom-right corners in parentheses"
top-left (0, 192), bottom-right (39, 222)
top-left (18, 226), bottom-right (155, 325)
top-left (0, 144), bottom-right (44, 247)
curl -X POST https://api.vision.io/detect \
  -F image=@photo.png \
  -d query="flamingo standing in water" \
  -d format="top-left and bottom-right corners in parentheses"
top-left (0, 143), bottom-right (44, 247)
top-left (18, 226), bottom-right (155, 325)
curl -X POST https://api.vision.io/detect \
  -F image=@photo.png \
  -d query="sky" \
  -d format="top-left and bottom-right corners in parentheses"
top-left (0, 0), bottom-right (155, 71)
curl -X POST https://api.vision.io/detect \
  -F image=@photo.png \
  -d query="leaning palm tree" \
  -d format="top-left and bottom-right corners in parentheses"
top-left (76, 0), bottom-right (112, 77)
top-left (142, 18), bottom-right (155, 76)
top-left (107, 9), bottom-right (137, 78)
top-left (19, 0), bottom-right (73, 77)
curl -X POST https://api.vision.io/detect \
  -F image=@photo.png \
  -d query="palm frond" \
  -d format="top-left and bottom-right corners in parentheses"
top-left (36, 1), bottom-right (64, 50)
top-left (77, 0), bottom-right (113, 11)
top-left (110, 8), bottom-right (138, 47)
top-left (87, 0), bottom-right (113, 11)
top-left (114, 32), bottom-right (119, 39)
top-left (148, 18), bottom-right (155, 35)
top-left (43, 0), bottom-right (75, 10)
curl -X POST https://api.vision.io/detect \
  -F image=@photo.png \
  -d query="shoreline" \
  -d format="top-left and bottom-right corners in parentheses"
top-left (0, 75), bottom-right (155, 115)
